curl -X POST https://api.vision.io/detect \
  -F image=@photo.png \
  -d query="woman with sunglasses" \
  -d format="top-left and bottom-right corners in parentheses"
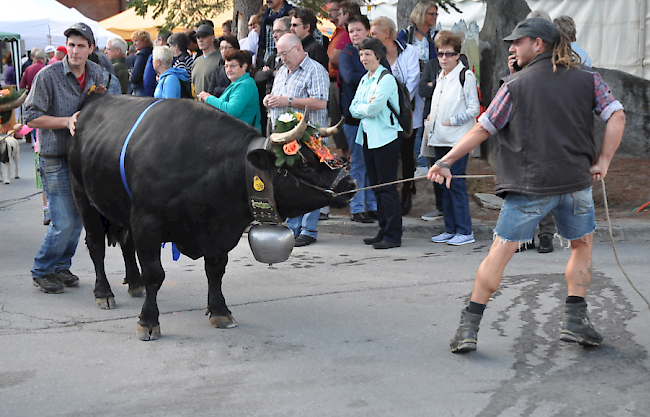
top-left (198, 49), bottom-right (261, 132)
top-left (425, 30), bottom-right (479, 246)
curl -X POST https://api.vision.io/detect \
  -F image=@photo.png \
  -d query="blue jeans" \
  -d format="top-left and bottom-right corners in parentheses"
top-left (495, 187), bottom-right (596, 242)
top-left (344, 124), bottom-right (377, 214)
top-left (31, 156), bottom-right (83, 278)
top-left (413, 126), bottom-right (427, 168)
top-left (287, 209), bottom-right (320, 239)
top-left (435, 147), bottom-right (472, 235)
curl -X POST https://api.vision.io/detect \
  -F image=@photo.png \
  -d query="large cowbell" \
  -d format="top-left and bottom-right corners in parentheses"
top-left (246, 136), bottom-right (294, 265)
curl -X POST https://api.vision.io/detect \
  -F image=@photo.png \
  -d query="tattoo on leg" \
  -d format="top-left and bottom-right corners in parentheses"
top-left (577, 258), bottom-right (593, 288)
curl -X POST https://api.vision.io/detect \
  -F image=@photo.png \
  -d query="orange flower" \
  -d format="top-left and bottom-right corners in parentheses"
top-left (295, 112), bottom-right (304, 122)
top-left (283, 140), bottom-right (300, 155)
top-left (0, 89), bottom-right (10, 97)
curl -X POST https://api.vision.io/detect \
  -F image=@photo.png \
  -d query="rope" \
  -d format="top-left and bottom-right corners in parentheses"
top-left (600, 178), bottom-right (650, 310)
top-left (331, 174), bottom-right (495, 197)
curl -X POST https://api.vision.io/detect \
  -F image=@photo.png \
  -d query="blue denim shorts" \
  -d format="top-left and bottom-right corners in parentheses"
top-left (494, 187), bottom-right (596, 242)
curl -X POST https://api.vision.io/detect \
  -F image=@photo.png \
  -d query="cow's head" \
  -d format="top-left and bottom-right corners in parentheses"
top-left (247, 109), bottom-right (357, 219)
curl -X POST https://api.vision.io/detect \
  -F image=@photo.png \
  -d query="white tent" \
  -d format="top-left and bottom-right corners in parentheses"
top-left (0, 0), bottom-right (120, 51)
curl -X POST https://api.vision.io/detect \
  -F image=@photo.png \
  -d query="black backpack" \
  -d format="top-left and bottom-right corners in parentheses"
top-left (377, 69), bottom-right (414, 138)
top-left (161, 75), bottom-right (195, 99)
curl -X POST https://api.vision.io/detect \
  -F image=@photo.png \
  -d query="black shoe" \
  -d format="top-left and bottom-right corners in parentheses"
top-left (372, 240), bottom-right (401, 249)
top-left (538, 235), bottom-right (554, 253)
top-left (560, 301), bottom-right (603, 346)
top-left (318, 213), bottom-right (329, 221)
top-left (515, 238), bottom-right (535, 253)
top-left (363, 235), bottom-right (382, 245)
top-left (294, 234), bottom-right (317, 247)
top-left (367, 210), bottom-right (378, 220)
top-left (54, 269), bottom-right (80, 287)
top-left (33, 275), bottom-right (64, 294)
top-left (351, 212), bottom-right (375, 223)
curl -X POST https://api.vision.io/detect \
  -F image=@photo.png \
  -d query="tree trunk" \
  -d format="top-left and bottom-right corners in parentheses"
top-left (479, 0), bottom-right (530, 163)
top-left (233, 0), bottom-right (263, 38)
top-left (396, 0), bottom-right (418, 31)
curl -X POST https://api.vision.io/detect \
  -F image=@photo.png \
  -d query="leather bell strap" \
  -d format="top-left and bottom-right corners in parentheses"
top-left (246, 137), bottom-right (283, 224)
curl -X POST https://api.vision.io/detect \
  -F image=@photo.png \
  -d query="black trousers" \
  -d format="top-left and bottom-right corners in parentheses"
top-left (363, 133), bottom-right (403, 244)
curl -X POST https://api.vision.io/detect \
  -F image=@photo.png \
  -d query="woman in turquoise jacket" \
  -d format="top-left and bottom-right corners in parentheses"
top-left (198, 50), bottom-right (261, 132)
top-left (350, 37), bottom-right (403, 249)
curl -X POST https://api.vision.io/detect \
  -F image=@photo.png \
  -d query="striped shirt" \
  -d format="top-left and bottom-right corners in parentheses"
top-left (24, 57), bottom-right (104, 157)
top-left (173, 53), bottom-right (194, 80)
top-left (269, 54), bottom-right (329, 129)
top-left (479, 70), bottom-right (623, 135)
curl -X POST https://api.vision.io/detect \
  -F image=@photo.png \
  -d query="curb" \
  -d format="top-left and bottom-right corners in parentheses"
top-left (317, 216), bottom-right (650, 243)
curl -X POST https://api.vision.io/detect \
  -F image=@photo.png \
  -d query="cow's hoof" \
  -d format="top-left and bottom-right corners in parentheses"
top-left (96, 296), bottom-right (116, 310)
top-left (136, 323), bottom-right (161, 341)
top-left (128, 286), bottom-right (146, 298)
top-left (209, 313), bottom-right (237, 329)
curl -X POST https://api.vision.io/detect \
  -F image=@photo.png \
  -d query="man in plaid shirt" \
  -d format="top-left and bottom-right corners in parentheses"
top-left (428, 18), bottom-right (626, 354)
top-left (263, 34), bottom-right (329, 247)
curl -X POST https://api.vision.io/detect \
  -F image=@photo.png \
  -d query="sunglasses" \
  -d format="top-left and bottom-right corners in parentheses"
top-left (427, 12), bottom-right (439, 16)
top-left (437, 51), bottom-right (459, 58)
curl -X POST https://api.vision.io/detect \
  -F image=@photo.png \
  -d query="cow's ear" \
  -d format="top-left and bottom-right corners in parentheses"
top-left (247, 149), bottom-right (276, 170)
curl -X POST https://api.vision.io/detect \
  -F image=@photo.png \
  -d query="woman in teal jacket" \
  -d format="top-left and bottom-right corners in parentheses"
top-left (350, 37), bottom-right (403, 249)
top-left (198, 49), bottom-right (261, 132)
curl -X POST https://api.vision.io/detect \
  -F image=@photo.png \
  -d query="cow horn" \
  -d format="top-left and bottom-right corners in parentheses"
top-left (0, 90), bottom-right (28, 112)
top-left (269, 106), bottom-right (311, 144)
top-left (318, 117), bottom-right (345, 138)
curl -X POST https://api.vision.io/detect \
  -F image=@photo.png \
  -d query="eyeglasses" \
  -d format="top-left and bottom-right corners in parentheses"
top-left (272, 29), bottom-right (287, 35)
top-left (290, 23), bottom-right (303, 27)
top-left (427, 12), bottom-right (439, 16)
top-left (437, 51), bottom-right (459, 58)
top-left (278, 46), bottom-right (297, 58)
top-left (224, 63), bottom-right (242, 69)
top-left (219, 45), bottom-right (233, 51)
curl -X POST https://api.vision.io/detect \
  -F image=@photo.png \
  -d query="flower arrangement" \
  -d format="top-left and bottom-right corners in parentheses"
top-left (272, 110), bottom-right (336, 168)
top-left (0, 88), bottom-right (26, 106)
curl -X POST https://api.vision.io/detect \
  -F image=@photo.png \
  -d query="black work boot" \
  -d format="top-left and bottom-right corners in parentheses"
top-left (560, 301), bottom-right (603, 346)
top-left (54, 269), bottom-right (80, 287)
top-left (538, 235), bottom-right (554, 253)
top-left (450, 308), bottom-right (482, 353)
top-left (33, 275), bottom-right (64, 294)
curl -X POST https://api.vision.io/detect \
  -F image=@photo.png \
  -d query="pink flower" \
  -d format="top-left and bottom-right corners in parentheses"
top-left (283, 140), bottom-right (300, 155)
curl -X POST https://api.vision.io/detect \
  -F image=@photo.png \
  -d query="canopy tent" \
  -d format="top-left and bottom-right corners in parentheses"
top-left (0, 31), bottom-right (23, 88)
top-left (0, 0), bottom-right (120, 50)
top-left (99, 6), bottom-right (234, 40)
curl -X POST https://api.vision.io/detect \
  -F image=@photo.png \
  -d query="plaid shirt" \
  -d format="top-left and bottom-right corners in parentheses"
top-left (24, 57), bottom-right (104, 157)
top-left (269, 55), bottom-right (329, 129)
top-left (479, 69), bottom-right (623, 135)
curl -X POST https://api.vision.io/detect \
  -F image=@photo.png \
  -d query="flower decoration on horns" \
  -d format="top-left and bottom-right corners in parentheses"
top-left (271, 111), bottom-right (337, 168)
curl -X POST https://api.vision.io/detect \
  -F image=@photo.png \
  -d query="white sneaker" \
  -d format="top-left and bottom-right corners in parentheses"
top-left (447, 233), bottom-right (475, 246)
top-left (414, 166), bottom-right (429, 178)
top-left (421, 209), bottom-right (443, 221)
top-left (431, 232), bottom-right (455, 243)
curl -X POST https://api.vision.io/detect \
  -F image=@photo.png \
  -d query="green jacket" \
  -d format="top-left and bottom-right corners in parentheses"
top-left (205, 72), bottom-right (261, 132)
top-left (111, 56), bottom-right (129, 94)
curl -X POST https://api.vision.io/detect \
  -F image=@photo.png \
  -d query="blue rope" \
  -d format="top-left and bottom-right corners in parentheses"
top-left (120, 99), bottom-right (164, 199)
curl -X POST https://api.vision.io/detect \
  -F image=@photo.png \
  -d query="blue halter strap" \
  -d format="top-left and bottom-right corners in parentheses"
top-left (120, 99), bottom-right (164, 199)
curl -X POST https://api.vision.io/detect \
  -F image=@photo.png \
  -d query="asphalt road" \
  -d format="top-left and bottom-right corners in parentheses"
top-left (1, 141), bottom-right (649, 416)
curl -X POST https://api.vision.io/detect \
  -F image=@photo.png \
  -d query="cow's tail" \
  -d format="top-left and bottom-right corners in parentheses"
top-left (101, 216), bottom-right (130, 247)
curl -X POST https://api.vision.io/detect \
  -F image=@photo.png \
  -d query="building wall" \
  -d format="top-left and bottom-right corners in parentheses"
top-left (56, 0), bottom-right (126, 22)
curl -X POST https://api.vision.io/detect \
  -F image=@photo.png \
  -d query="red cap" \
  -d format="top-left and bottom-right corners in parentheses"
top-left (56, 45), bottom-right (67, 54)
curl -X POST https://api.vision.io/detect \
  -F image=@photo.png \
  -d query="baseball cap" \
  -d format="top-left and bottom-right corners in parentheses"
top-left (56, 45), bottom-right (67, 54)
top-left (503, 18), bottom-right (559, 43)
top-left (45, 45), bottom-right (56, 53)
top-left (64, 22), bottom-right (95, 46)
top-left (195, 24), bottom-right (214, 38)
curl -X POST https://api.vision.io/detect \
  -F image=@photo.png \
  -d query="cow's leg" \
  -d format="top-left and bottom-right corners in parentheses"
top-left (13, 151), bottom-right (19, 179)
top-left (120, 234), bottom-right (145, 298)
top-left (131, 218), bottom-right (164, 341)
top-left (205, 254), bottom-right (237, 329)
top-left (70, 176), bottom-right (115, 308)
top-left (3, 162), bottom-right (9, 184)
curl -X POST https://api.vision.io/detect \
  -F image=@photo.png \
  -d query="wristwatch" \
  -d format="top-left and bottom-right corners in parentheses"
top-left (288, 97), bottom-right (293, 106)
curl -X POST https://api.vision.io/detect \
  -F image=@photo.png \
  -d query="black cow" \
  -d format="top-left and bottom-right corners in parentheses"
top-left (69, 94), bottom-right (355, 340)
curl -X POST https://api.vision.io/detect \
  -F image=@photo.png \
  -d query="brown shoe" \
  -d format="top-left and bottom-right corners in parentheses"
top-left (33, 275), bottom-right (64, 294)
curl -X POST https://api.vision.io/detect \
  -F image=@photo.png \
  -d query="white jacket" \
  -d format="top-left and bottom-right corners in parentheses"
top-left (426, 62), bottom-right (480, 147)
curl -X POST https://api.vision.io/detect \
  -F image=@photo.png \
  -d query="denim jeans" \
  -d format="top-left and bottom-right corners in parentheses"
top-left (344, 124), bottom-right (377, 214)
top-left (287, 209), bottom-right (320, 239)
top-left (31, 156), bottom-right (83, 278)
top-left (434, 147), bottom-right (472, 235)
top-left (413, 126), bottom-right (427, 168)
top-left (495, 187), bottom-right (595, 242)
